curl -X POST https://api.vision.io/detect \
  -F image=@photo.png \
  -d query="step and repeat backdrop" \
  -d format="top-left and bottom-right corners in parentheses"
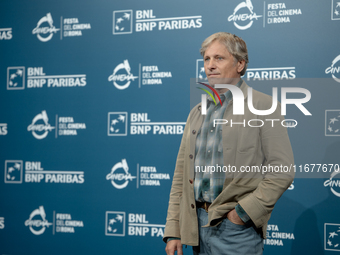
top-left (1, 0), bottom-right (340, 254)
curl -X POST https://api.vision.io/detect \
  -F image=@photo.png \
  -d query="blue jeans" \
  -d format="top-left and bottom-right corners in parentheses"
top-left (193, 208), bottom-right (264, 255)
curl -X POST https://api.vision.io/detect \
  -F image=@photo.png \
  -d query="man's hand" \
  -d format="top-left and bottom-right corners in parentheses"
top-left (165, 239), bottom-right (183, 255)
top-left (227, 209), bottom-right (245, 225)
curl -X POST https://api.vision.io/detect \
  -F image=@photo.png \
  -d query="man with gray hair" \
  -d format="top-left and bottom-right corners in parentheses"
top-left (164, 32), bottom-right (294, 255)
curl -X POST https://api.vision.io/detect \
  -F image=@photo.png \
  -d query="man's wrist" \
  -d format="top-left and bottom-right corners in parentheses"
top-left (235, 204), bottom-right (251, 224)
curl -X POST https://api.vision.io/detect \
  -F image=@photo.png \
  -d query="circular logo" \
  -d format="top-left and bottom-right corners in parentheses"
top-left (32, 13), bottom-right (60, 42)
top-left (325, 55), bottom-right (340, 83)
top-left (27, 111), bottom-right (55, 139)
top-left (228, 0), bottom-right (262, 30)
top-left (25, 206), bottom-right (52, 235)
top-left (106, 159), bottom-right (136, 189)
top-left (324, 168), bottom-right (340, 197)
top-left (108, 60), bottom-right (138, 90)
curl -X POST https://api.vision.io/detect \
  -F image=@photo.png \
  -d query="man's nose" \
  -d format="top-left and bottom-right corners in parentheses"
top-left (206, 59), bottom-right (216, 70)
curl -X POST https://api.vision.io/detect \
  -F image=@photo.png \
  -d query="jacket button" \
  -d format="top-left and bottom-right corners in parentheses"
top-left (192, 130), bottom-right (196, 135)
top-left (191, 204), bottom-right (195, 209)
top-left (189, 179), bottom-right (193, 184)
top-left (189, 154), bottom-right (193, 159)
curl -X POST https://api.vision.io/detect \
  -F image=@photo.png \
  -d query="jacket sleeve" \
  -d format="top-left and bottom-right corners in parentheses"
top-left (238, 100), bottom-right (295, 228)
top-left (163, 113), bottom-right (191, 243)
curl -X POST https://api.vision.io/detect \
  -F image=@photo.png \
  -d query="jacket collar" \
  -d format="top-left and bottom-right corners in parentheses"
top-left (239, 79), bottom-right (249, 101)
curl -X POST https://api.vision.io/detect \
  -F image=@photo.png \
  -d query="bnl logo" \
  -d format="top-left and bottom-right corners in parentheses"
top-left (332, 0), bottom-right (340, 20)
top-left (325, 223), bottom-right (340, 251)
top-left (113, 10), bottom-right (133, 35)
top-left (7, 67), bottom-right (25, 90)
top-left (4, 160), bottom-right (23, 183)
top-left (196, 59), bottom-right (207, 81)
top-left (325, 110), bottom-right (340, 136)
top-left (106, 211), bottom-right (125, 236)
top-left (108, 112), bottom-right (128, 136)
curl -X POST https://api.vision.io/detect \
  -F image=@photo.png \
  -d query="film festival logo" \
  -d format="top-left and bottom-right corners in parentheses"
top-left (332, 0), bottom-right (340, 20)
top-left (27, 110), bottom-right (55, 139)
top-left (325, 54), bottom-right (340, 83)
top-left (108, 112), bottom-right (128, 136)
top-left (32, 13), bottom-right (60, 42)
top-left (105, 211), bottom-right (125, 236)
top-left (324, 168), bottom-right (340, 198)
top-left (25, 206), bottom-right (52, 235)
top-left (108, 60), bottom-right (138, 90)
top-left (113, 10), bottom-right (133, 35)
top-left (7, 67), bottom-right (25, 90)
top-left (4, 160), bottom-right (23, 184)
top-left (106, 159), bottom-right (136, 189)
top-left (228, 0), bottom-right (262, 30)
top-left (325, 223), bottom-right (340, 251)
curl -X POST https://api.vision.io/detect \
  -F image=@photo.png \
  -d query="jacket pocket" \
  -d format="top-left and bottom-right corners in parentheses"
top-left (236, 126), bottom-right (259, 153)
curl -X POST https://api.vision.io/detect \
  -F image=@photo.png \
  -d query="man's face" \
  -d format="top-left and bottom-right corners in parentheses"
top-left (204, 40), bottom-right (244, 87)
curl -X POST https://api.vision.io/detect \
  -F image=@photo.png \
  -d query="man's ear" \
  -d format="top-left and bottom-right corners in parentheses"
top-left (237, 60), bottom-right (246, 73)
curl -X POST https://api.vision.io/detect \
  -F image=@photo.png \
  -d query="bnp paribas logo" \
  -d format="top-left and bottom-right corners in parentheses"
top-left (113, 10), bottom-right (133, 35)
top-left (331, 0), bottom-right (340, 20)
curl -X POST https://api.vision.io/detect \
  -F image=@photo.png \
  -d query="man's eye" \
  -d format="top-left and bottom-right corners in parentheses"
top-left (217, 57), bottom-right (223, 60)
top-left (204, 58), bottom-right (209, 61)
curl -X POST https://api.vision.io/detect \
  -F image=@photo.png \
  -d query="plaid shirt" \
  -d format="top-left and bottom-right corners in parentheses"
top-left (194, 79), bottom-right (242, 203)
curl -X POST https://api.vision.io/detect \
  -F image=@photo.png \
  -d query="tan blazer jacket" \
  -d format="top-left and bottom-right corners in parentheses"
top-left (163, 81), bottom-right (295, 246)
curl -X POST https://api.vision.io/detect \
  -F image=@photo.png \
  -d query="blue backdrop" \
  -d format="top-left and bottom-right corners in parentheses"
top-left (1, 0), bottom-right (340, 254)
